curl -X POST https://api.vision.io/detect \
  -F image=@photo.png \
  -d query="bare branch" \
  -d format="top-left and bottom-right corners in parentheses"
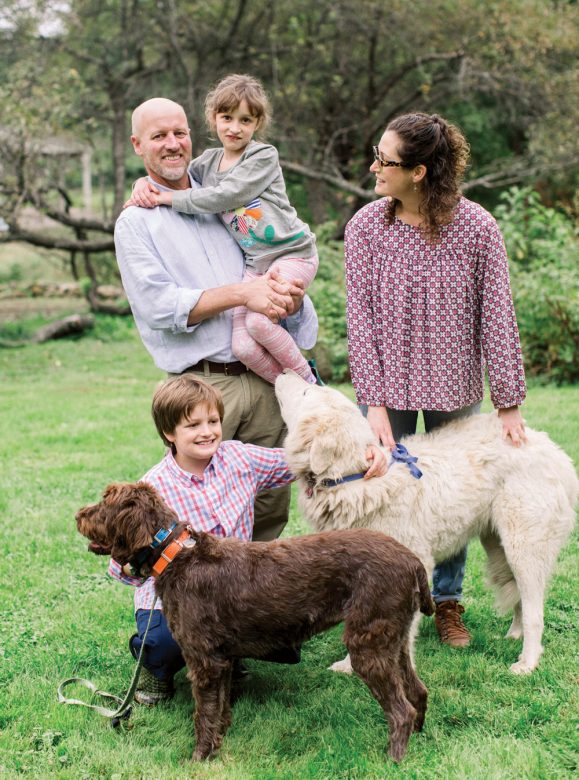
top-left (280, 160), bottom-right (375, 200)
top-left (86, 287), bottom-right (131, 316)
top-left (375, 50), bottom-right (465, 106)
top-left (40, 208), bottom-right (114, 234)
top-left (282, 156), bottom-right (567, 203)
top-left (462, 161), bottom-right (568, 191)
top-left (0, 229), bottom-right (114, 253)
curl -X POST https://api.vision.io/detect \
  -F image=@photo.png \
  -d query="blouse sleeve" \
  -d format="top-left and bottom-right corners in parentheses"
top-left (344, 215), bottom-right (387, 406)
top-left (476, 219), bottom-right (527, 408)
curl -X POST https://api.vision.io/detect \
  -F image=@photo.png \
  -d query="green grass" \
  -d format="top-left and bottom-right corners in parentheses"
top-left (0, 242), bottom-right (72, 285)
top-left (0, 321), bottom-right (577, 779)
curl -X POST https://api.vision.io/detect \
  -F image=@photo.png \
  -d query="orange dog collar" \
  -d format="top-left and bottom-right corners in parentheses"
top-left (151, 529), bottom-right (194, 577)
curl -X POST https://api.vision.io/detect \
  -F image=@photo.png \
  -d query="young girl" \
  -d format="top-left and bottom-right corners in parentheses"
top-left (131, 74), bottom-right (318, 385)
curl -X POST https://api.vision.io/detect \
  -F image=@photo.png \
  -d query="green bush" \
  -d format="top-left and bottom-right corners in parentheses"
top-left (307, 223), bottom-right (349, 382)
top-left (496, 187), bottom-right (579, 384)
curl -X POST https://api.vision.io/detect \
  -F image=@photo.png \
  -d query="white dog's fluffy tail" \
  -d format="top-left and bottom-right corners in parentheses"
top-left (416, 564), bottom-right (435, 616)
top-left (481, 532), bottom-right (520, 614)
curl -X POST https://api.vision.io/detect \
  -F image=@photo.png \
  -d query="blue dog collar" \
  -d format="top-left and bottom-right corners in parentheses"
top-left (151, 521), bottom-right (177, 548)
top-left (320, 472), bottom-right (367, 489)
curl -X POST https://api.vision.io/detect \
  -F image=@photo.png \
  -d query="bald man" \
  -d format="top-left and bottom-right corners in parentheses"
top-left (114, 98), bottom-right (314, 702)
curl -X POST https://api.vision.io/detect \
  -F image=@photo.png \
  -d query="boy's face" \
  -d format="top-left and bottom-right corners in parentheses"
top-left (164, 403), bottom-right (223, 475)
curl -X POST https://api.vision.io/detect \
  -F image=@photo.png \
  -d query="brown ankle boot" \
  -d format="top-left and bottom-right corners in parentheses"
top-left (134, 667), bottom-right (174, 705)
top-left (435, 601), bottom-right (471, 647)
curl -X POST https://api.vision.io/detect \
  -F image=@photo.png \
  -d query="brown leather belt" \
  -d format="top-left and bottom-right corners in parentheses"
top-left (184, 360), bottom-right (249, 376)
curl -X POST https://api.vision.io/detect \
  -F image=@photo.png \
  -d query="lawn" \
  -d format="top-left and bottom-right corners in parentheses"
top-left (0, 320), bottom-right (577, 779)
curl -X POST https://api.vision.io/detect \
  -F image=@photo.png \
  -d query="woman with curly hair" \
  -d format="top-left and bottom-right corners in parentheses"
top-left (344, 113), bottom-right (527, 648)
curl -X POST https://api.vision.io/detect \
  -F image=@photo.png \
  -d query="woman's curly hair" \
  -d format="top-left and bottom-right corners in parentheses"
top-left (384, 113), bottom-right (470, 241)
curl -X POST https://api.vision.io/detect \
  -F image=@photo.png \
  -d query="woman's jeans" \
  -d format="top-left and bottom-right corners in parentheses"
top-left (360, 402), bottom-right (481, 604)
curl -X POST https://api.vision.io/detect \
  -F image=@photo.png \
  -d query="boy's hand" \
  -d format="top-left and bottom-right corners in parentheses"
top-left (363, 444), bottom-right (388, 479)
top-left (123, 177), bottom-right (162, 209)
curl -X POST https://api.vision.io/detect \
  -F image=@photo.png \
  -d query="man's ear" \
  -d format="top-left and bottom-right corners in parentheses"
top-left (131, 135), bottom-right (142, 156)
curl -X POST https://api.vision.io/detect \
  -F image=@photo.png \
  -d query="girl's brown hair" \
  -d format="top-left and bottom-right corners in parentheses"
top-left (204, 74), bottom-right (272, 135)
top-left (152, 374), bottom-right (225, 447)
top-left (385, 113), bottom-right (470, 240)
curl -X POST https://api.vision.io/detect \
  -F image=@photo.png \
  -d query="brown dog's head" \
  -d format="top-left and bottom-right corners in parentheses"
top-left (75, 482), bottom-right (180, 572)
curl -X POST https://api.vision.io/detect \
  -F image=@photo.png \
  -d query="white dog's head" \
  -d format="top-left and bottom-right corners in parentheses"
top-left (275, 371), bottom-right (377, 481)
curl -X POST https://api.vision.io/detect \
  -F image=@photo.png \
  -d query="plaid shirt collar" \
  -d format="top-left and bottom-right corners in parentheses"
top-left (163, 446), bottom-right (222, 485)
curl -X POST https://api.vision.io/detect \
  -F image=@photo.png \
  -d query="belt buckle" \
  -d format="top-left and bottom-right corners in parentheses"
top-left (223, 363), bottom-right (231, 375)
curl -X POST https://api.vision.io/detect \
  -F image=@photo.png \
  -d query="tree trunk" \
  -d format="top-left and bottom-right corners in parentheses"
top-left (32, 314), bottom-right (95, 343)
top-left (111, 88), bottom-right (128, 219)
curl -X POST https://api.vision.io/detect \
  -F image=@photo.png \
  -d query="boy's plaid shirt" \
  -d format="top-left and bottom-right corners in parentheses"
top-left (108, 441), bottom-right (293, 611)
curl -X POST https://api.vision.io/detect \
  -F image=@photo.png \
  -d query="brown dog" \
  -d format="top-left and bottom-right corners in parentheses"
top-left (76, 482), bottom-right (434, 762)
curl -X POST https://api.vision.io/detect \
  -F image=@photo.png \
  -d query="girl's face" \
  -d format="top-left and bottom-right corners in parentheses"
top-left (214, 99), bottom-right (260, 157)
top-left (370, 130), bottom-right (414, 200)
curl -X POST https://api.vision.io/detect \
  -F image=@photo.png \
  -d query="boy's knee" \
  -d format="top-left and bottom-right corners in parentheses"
top-left (132, 609), bottom-right (185, 680)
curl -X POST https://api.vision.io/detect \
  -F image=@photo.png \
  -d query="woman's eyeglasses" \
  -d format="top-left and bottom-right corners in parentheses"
top-left (372, 146), bottom-right (408, 168)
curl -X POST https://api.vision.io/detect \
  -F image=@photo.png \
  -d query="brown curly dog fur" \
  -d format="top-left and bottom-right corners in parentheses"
top-left (76, 481), bottom-right (434, 762)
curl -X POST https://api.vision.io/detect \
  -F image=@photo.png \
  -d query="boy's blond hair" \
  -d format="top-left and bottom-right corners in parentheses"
top-left (205, 73), bottom-right (272, 134)
top-left (152, 374), bottom-right (225, 447)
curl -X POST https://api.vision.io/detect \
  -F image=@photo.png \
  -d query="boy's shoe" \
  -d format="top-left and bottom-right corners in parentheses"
top-left (307, 358), bottom-right (325, 386)
top-left (260, 645), bottom-right (302, 664)
top-left (434, 601), bottom-right (471, 647)
top-left (232, 659), bottom-right (251, 681)
top-left (134, 667), bottom-right (174, 705)
top-left (231, 659), bottom-right (251, 702)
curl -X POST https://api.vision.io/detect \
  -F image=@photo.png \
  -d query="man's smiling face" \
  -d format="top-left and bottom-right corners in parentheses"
top-left (131, 99), bottom-right (192, 188)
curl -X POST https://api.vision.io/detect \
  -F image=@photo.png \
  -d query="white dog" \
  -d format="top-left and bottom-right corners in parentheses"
top-left (275, 372), bottom-right (577, 674)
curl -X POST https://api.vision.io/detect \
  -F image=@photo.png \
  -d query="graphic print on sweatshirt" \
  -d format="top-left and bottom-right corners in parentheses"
top-left (222, 198), bottom-right (304, 249)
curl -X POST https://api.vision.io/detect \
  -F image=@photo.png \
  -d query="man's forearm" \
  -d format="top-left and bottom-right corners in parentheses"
top-left (187, 274), bottom-right (301, 327)
top-left (187, 283), bottom-right (248, 326)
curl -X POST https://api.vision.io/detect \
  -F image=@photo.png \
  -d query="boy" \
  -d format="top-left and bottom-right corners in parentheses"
top-left (109, 374), bottom-right (386, 704)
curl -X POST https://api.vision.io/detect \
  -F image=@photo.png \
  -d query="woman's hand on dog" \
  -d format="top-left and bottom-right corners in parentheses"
top-left (364, 444), bottom-right (389, 479)
top-left (366, 406), bottom-right (396, 451)
top-left (498, 406), bottom-right (527, 447)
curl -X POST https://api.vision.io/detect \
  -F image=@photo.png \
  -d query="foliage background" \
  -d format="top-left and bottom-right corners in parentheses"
top-left (0, 0), bottom-right (577, 382)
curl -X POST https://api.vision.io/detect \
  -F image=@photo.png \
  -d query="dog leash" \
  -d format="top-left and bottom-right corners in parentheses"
top-left (57, 596), bottom-right (159, 727)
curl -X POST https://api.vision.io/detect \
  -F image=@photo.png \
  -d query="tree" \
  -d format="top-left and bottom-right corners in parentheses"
top-left (0, 0), bottom-right (576, 301)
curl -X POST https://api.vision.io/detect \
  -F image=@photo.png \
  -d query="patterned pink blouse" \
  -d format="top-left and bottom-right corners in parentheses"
top-left (344, 197), bottom-right (526, 411)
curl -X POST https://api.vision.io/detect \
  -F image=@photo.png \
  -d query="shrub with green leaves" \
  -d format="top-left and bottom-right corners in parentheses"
top-left (496, 187), bottom-right (579, 384)
top-left (306, 222), bottom-right (349, 382)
